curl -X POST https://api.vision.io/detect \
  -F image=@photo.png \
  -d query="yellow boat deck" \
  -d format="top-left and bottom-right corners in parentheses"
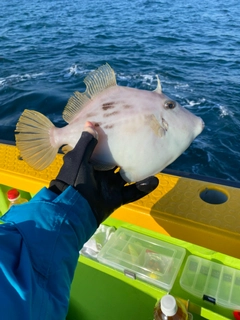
top-left (0, 142), bottom-right (240, 259)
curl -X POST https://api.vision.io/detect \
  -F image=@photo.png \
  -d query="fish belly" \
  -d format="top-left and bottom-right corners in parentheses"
top-left (90, 114), bottom-right (167, 182)
top-left (105, 120), bottom-right (168, 182)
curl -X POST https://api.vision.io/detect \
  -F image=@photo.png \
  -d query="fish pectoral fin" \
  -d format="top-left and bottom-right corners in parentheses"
top-left (15, 109), bottom-right (58, 170)
top-left (61, 144), bottom-right (73, 154)
top-left (153, 75), bottom-right (162, 94)
top-left (62, 63), bottom-right (117, 123)
top-left (146, 114), bottom-right (166, 137)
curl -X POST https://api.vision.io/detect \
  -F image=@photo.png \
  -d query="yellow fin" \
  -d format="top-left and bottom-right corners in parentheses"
top-left (62, 63), bottom-right (117, 123)
top-left (84, 63), bottom-right (117, 98)
top-left (15, 109), bottom-right (58, 170)
top-left (63, 92), bottom-right (91, 123)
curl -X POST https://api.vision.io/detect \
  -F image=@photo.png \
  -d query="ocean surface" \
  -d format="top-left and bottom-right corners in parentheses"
top-left (1, 0), bottom-right (240, 182)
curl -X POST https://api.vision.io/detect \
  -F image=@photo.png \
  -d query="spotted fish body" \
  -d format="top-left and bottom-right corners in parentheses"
top-left (16, 64), bottom-right (204, 182)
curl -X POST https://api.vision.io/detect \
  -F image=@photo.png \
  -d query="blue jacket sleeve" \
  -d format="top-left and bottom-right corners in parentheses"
top-left (0, 186), bottom-right (97, 320)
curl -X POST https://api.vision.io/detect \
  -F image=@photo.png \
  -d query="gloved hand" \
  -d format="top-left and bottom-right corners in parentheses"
top-left (49, 122), bottom-right (159, 225)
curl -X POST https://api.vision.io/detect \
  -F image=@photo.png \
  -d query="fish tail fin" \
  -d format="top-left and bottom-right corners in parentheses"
top-left (15, 109), bottom-right (58, 170)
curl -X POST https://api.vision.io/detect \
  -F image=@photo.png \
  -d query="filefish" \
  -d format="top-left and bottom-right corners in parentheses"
top-left (15, 64), bottom-right (204, 182)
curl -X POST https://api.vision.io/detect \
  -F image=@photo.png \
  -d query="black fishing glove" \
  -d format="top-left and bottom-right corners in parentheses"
top-left (49, 129), bottom-right (159, 225)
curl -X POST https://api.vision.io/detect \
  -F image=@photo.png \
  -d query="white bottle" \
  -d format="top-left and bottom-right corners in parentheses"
top-left (154, 294), bottom-right (188, 320)
top-left (7, 189), bottom-right (28, 208)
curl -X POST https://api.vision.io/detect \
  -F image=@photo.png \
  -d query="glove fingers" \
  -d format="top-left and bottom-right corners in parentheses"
top-left (81, 133), bottom-right (98, 164)
top-left (57, 132), bottom-right (97, 186)
top-left (136, 176), bottom-right (159, 193)
top-left (71, 131), bottom-right (98, 164)
top-left (122, 176), bottom-right (159, 205)
top-left (94, 168), bottom-right (126, 189)
top-left (111, 170), bottom-right (127, 188)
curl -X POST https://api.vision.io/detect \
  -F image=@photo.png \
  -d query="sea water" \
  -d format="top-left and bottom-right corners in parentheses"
top-left (1, 0), bottom-right (240, 181)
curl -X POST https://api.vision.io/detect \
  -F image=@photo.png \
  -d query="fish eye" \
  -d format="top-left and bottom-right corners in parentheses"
top-left (164, 100), bottom-right (176, 110)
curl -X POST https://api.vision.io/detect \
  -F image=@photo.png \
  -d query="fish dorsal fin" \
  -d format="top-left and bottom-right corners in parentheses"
top-left (153, 75), bottom-right (162, 94)
top-left (63, 92), bottom-right (90, 123)
top-left (84, 63), bottom-right (117, 98)
top-left (62, 63), bottom-right (117, 123)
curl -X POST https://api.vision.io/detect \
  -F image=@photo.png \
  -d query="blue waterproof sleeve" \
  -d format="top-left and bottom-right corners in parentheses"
top-left (0, 186), bottom-right (97, 320)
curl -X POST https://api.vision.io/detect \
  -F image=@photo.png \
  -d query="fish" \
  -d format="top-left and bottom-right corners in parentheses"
top-left (15, 63), bottom-right (204, 182)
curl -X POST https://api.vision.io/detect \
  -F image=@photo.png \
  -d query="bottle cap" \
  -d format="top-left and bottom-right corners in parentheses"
top-left (7, 189), bottom-right (20, 201)
top-left (161, 295), bottom-right (178, 317)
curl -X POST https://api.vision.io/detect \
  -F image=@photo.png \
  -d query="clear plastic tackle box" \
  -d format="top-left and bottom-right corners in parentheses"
top-left (180, 255), bottom-right (240, 309)
top-left (98, 227), bottom-right (186, 291)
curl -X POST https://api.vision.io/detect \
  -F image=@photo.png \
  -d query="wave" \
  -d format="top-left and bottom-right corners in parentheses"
top-left (219, 105), bottom-right (234, 118)
top-left (0, 72), bottom-right (45, 88)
